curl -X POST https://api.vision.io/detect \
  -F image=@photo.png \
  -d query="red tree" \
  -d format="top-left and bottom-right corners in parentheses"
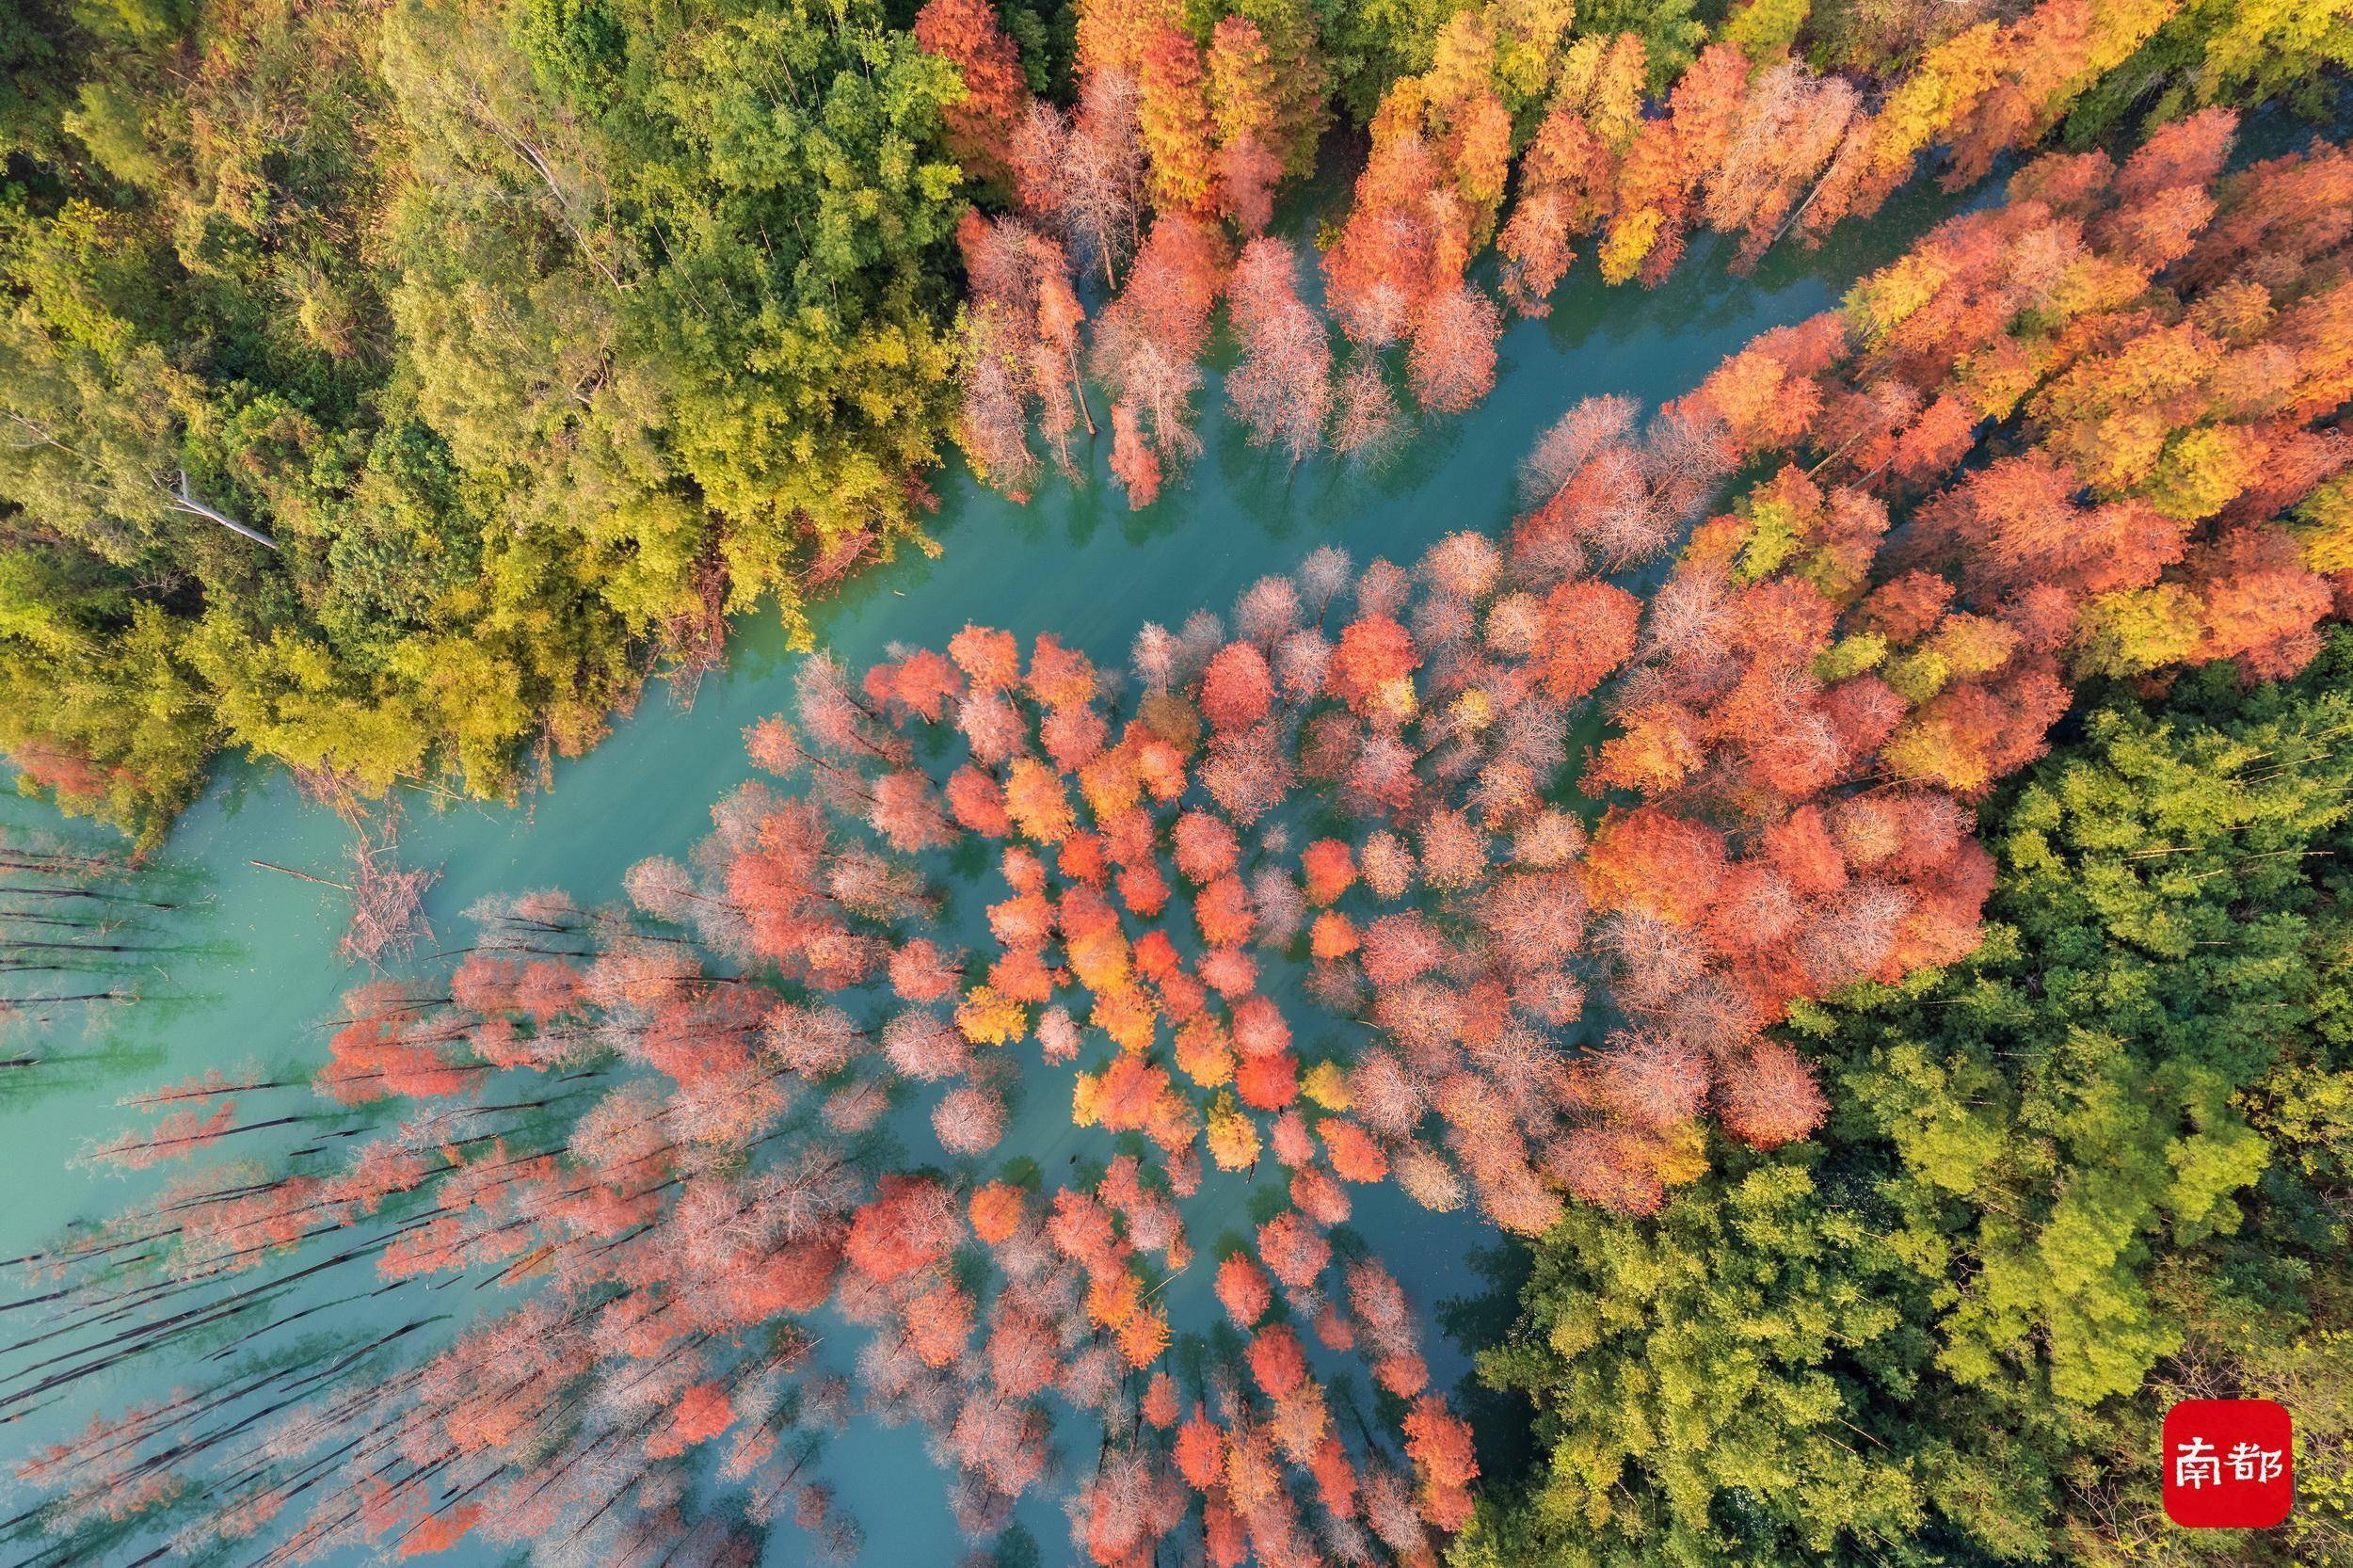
top-left (1407, 282), bottom-right (1503, 415)
top-left (915, 0), bottom-right (1032, 185)
top-left (1199, 642), bottom-right (1274, 731)
top-left (1225, 238), bottom-right (1333, 462)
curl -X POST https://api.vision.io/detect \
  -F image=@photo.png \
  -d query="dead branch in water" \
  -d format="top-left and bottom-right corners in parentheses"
top-left (339, 818), bottom-right (439, 970)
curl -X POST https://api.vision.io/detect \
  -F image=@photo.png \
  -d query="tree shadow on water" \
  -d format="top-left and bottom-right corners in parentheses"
top-left (1437, 1240), bottom-right (1541, 1492)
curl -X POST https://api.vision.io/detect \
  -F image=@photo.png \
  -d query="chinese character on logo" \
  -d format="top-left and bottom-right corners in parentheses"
top-left (2163, 1400), bottom-right (2294, 1528)
top-left (2229, 1442), bottom-right (2286, 1484)
top-left (2174, 1436), bottom-right (2221, 1490)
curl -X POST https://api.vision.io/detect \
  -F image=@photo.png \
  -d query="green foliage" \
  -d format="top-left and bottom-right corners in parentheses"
top-left (1721, 0), bottom-right (1808, 65)
top-left (2066, 0), bottom-right (2353, 139)
top-left (0, 0), bottom-right (970, 843)
top-left (1000, 0), bottom-right (1077, 97)
top-left (1575, 0), bottom-right (1706, 91)
top-left (1456, 1159), bottom-right (1944, 1568)
top-left (1310, 0), bottom-right (1478, 121)
top-left (1462, 635), bottom-right (2353, 1566)
top-left (2072, 584), bottom-right (2207, 678)
top-left (1811, 631), bottom-right (1887, 681)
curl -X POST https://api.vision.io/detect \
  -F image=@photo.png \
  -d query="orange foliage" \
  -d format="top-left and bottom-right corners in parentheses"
top-left (646, 1381), bottom-right (735, 1460)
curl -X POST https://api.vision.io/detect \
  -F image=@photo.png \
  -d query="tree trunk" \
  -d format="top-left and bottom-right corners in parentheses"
top-left (168, 472), bottom-right (279, 551)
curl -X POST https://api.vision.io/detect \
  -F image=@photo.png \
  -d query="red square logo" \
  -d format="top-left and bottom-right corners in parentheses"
top-left (2163, 1400), bottom-right (2294, 1528)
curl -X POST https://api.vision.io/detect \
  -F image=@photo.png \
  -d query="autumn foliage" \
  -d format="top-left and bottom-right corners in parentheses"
top-left (27, 92), bottom-right (2353, 1568)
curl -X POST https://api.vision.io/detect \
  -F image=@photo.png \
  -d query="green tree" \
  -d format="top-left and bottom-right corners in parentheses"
top-left (2066, 0), bottom-right (2353, 138)
top-left (1721, 0), bottom-right (1808, 65)
top-left (1463, 635), bottom-right (2353, 1567)
top-left (0, 0), bottom-right (973, 842)
top-left (1575, 0), bottom-right (1705, 91)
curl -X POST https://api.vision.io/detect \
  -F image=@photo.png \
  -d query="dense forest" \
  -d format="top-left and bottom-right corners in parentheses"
top-left (3, 0), bottom-right (973, 841)
top-left (3, 0), bottom-right (2352, 1565)
top-left (1465, 641), bottom-right (2353, 1565)
top-left (5, 0), bottom-right (2348, 842)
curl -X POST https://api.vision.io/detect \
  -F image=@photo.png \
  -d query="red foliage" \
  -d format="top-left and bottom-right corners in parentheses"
top-left (1256, 1210), bottom-right (1329, 1289)
top-left (1582, 807), bottom-right (1727, 925)
top-left (872, 770), bottom-right (954, 852)
top-left (1233, 1051), bottom-right (1300, 1111)
top-left (1198, 945), bottom-right (1257, 1000)
top-left (1299, 838), bottom-right (1355, 904)
top-left (889, 939), bottom-right (963, 1004)
top-left (1226, 238), bottom-right (1332, 460)
top-left (1173, 810), bottom-right (1241, 884)
top-left (1375, 1350), bottom-right (1430, 1399)
top-left (1308, 1436), bottom-right (1360, 1520)
top-left (1535, 579), bottom-right (1642, 700)
top-left (1408, 282), bottom-right (1503, 415)
top-left (1048, 834), bottom-right (1105, 892)
top-left (969, 1181), bottom-right (1027, 1245)
top-left (1028, 632), bottom-right (1100, 712)
top-left (1138, 24), bottom-right (1216, 212)
top-left (1142, 1370), bottom-right (1180, 1428)
top-left (2194, 524), bottom-right (2332, 678)
top-left (845, 1176), bottom-right (959, 1284)
top-left (1200, 642), bottom-right (1274, 732)
top-left (1360, 910), bottom-right (1448, 990)
top-left (89, 1100), bottom-right (238, 1171)
top-left (1111, 400), bottom-right (1163, 508)
top-left (906, 1280), bottom-right (976, 1367)
top-left (1320, 1119), bottom-right (1391, 1183)
top-left (1328, 615), bottom-right (1417, 712)
top-left (915, 0), bottom-right (1031, 185)
top-left (1096, 216), bottom-right (1225, 500)
top-left (1005, 760), bottom-right (1077, 843)
top-left (397, 1504), bottom-right (482, 1558)
top-left (323, 983), bottom-right (477, 1104)
top-left (1246, 1323), bottom-right (1309, 1399)
top-left (1229, 995), bottom-right (1290, 1058)
top-left (1176, 1405), bottom-right (1227, 1489)
top-left (1402, 1394), bottom-right (1479, 1530)
top-left (946, 765), bottom-right (1014, 838)
top-left (1719, 1040), bottom-right (1827, 1147)
top-left (1309, 910), bottom-right (1360, 960)
top-left (1194, 874), bottom-right (1256, 948)
top-left (1597, 1032), bottom-right (1710, 1128)
top-left (1215, 1254), bottom-right (1273, 1327)
top-left (950, 624), bottom-right (1023, 691)
top-left (1093, 1054), bottom-right (1174, 1131)
top-left (646, 1381), bottom-right (735, 1460)
top-left (1117, 861), bottom-right (1171, 918)
top-left (1323, 106), bottom-right (1470, 347)
top-left (987, 1307), bottom-right (1063, 1399)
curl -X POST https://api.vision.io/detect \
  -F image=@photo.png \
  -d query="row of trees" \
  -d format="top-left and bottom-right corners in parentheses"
top-left (939, 0), bottom-right (2350, 508)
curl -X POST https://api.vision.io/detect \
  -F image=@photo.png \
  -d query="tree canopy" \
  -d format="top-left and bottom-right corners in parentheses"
top-left (1, 0), bottom-right (967, 843)
top-left (1463, 636), bottom-right (2353, 1566)
top-left (8, 0), bottom-right (2349, 841)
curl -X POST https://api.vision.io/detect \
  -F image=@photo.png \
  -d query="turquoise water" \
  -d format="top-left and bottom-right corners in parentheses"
top-left (0, 185), bottom-right (1976, 1567)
